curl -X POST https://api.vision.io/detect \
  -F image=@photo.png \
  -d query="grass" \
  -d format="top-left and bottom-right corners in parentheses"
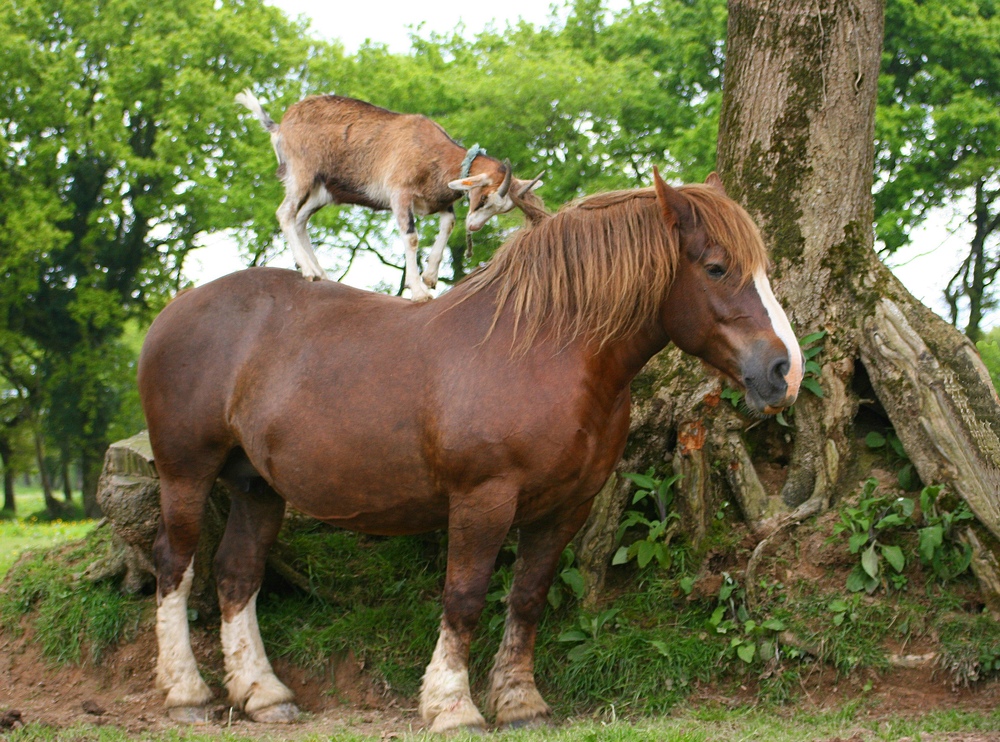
top-left (0, 526), bottom-right (146, 664)
top-left (4, 484), bottom-right (1000, 734)
top-left (6, 707), bottom-right (1000, 741)
top-left (0, 488), bottom-right (96, 578)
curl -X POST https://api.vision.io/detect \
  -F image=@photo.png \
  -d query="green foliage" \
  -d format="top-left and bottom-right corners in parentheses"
top-left (557, 607), bottom-right (621, 663)
top-left (257, 529), bottom-right (443, 694)
top-left (876, 0), bottom-right (1000, 338)
top-left (833, 478), bottom-right (914, 593)
top-left (975, 328), bottom-right (1000, 393)
top-left (548, 546), bottom-right (586, 610)
top-left (797, 330), bottom-right (828, 399)
top-left (705, 574), bottom-right (790, 667)
top-left (833, 478), bottom-right (974, 594)
top-left (0, 526), bottom-right (140, 663)
top-left (865, 426), bottom-right (920, 491)
top-left (917, 485), bottom-right (974, 583)
top-left (613, 468), bottom-right (682, 570)
top-left (938, 611), bottom-right (1000, 686)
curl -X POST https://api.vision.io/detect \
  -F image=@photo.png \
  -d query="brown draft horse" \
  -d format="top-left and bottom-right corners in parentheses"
top-left (138, 169), bottom-right (803, 733)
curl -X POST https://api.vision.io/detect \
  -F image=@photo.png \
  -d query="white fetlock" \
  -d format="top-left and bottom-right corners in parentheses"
top-left (487, 671), bottom-right (550, 727)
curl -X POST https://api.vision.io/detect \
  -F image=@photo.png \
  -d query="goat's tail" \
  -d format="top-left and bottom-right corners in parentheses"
top-left (235, 88), bottom-right (279, 133)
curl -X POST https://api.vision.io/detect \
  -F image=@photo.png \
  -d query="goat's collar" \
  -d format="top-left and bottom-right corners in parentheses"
top-left (460, 144), bottom-right (486, 178)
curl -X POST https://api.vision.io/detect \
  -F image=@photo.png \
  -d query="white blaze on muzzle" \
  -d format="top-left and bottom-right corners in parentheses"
top-left (752, 268), bottom-right (803, 400)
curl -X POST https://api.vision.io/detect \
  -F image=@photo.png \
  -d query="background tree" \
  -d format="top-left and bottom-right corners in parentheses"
top-left (0, 0), bottom-right (309, 514)
top-left (875, 0), bottom-right (1000, 340)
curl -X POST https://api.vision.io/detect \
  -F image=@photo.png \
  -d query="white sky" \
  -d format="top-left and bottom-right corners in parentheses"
top-left (182, 0), bottom-right (984, 329)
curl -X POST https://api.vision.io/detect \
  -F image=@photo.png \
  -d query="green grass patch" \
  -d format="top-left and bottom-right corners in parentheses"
top-left (0, 525), bottom-right (143, 664)
top-left (1, 486), bottom-right (95, 578)
top-left (6, 707), bottom-right (1000, 741)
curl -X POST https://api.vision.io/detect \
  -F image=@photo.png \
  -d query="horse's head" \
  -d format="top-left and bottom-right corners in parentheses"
top-left (654, 168), bottom-right (803, 415)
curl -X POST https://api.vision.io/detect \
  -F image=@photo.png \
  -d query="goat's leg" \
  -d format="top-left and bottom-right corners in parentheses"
top-left (419, 485), bottom-right (517, 732)
top-left (276, 185), bottom-right (329, 281)
top-left (487, 501), bottom-right (593, 728)
top-left (214, 477), bottom-right (297, 723)
top-left (392, 197), bottom-right (431, 302)
top-left (421, 207), bottom-right (456, 289)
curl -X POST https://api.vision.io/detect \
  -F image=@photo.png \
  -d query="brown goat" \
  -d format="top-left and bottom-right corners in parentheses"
top-left (236, 91), bottom-right (544, 301)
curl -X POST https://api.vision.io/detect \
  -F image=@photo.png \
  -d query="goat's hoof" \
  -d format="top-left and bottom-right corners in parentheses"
top-left (248, 702), bottom-right (300, 723)
top-left (421, 275), bottom-right (438, 289)
top-left (167, 705), bottom-right (211, 724)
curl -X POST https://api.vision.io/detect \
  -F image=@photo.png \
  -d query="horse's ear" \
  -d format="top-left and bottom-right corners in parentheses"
top-left (653, 166), bottom-right (687, 229)
top-left (705, 171), bottom-right (727, 194)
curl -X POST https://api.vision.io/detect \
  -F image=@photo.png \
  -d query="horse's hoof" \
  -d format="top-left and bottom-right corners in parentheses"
top-left (248, 702), bottom-right (300, 723)
top-left (167, 706), bottom-right (211, 724)
top-left (500, 716), bottom-right (549, 731)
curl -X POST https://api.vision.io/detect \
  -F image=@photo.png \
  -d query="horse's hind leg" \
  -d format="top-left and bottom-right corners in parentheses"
top-left (214, 475), bottom-right (297, 723)
top-left (153, 474), bottom-right (217, 722)
top-left (487, 502), bottom-right (593, 728)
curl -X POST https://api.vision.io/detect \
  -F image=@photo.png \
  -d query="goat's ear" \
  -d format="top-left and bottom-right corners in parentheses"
top-left (448, 173), bottom-right (493, 191)
top-left (705, 171), bottom-right (727, 194)
top-left (513, 173), bottom-right (544, 197)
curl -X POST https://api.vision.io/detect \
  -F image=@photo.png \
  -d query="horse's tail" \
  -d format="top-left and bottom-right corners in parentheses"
top-left (235, 89), bottom-right (279, 133)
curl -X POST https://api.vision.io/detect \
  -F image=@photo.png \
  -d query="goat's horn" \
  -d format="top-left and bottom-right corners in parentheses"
top-left (497, 159), bottom-right (513, 198)
top-left (517, 170), bottom-right (545, 198)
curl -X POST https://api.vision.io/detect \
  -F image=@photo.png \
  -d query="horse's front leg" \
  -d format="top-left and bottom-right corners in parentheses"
top-left (420, 490), bottom-right (516, 733)
top-left (487, 501), bottom-right (593, 728)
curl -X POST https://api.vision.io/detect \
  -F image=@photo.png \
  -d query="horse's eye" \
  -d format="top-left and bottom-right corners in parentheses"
top-left (706, 264), bottom-right (727, 279)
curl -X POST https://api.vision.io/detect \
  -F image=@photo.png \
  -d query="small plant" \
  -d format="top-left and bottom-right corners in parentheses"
top-left (548, 546), bottom-right (586, 609)
top-left (612, 468), bottom-right (682, 569)
top-left (917, 485), bottom-right (974, 583)
top-left (833, 478), bottom-right (914, 593)
top-left (798, 329), bottom-right (827, 398)
top-left (557, 608), bottom-right (621, 663)
top-left (707, 574), bottom-right (788, 665)
top-left (865, 428), bottom-right (920, 490)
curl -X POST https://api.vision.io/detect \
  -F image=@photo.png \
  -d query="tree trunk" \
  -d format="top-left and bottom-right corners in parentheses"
top-left (0, 436), bottom-right (15, 513)
top-left (576, 0), bottom-right (1000, 606)
top-left (81, 448), bottom-right (103, 518)
top-left (61, 454), bottom-right (73, 503)
top-left (33, 427), bottom-right (60, 518)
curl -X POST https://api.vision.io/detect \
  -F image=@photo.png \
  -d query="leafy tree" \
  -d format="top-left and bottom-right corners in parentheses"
top-left (876, 0), bottom-right (1000, 340)
top-left (0, 0), bottom-right (310, 513)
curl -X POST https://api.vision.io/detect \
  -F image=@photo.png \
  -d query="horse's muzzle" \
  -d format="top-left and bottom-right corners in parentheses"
top-left (742, 349), bottom-right (800, 415)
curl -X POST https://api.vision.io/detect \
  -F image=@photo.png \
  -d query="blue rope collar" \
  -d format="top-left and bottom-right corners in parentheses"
top-left (460, 144), bottom-right (485, 178)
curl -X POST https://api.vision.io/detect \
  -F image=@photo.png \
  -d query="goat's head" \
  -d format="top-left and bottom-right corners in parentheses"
top-left (448, 159), bottom-right (544, 232)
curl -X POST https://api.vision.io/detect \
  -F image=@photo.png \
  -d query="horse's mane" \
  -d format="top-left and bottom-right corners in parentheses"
top-left (458, 183), bottom-right (769, 352)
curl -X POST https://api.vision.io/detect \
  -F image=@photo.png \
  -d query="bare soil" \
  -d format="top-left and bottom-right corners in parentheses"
top-left (3, 614), bottom-right (1000, 739)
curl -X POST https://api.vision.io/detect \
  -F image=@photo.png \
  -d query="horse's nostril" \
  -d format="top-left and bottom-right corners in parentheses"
top-left (769, 357), bottom-right (790, 384)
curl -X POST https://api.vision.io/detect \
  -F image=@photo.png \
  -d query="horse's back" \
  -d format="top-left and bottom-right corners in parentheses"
top-left (138, 269), bottom-right (414, 469)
